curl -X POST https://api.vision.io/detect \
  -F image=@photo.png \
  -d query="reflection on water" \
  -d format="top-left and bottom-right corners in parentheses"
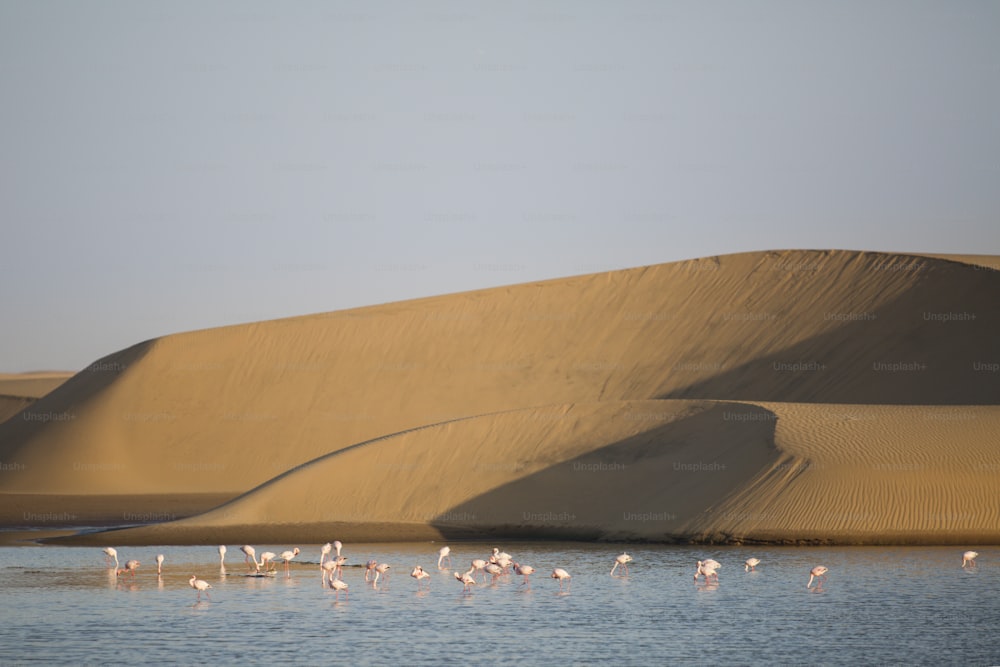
top-left (0, 542), bottom-right (997, 665)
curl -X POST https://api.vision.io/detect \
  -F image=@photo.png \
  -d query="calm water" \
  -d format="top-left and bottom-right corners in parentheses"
top-left (0, 541), bottom-right (997, 666)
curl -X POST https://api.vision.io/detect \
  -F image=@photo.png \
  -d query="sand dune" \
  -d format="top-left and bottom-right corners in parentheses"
top-left (1, 250), bottom-right (997, 544)
top-left (0, 372), bottom-right (73, 426)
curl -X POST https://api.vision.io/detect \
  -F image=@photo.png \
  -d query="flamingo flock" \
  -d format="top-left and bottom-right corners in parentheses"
top-left (98, 543), bottom-right (986, 602)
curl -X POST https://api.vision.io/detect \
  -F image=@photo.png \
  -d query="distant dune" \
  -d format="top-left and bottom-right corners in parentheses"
top-left (0, 372), bottom-right (73, 425)
top-left (1, 250), bottom-right (997, 545)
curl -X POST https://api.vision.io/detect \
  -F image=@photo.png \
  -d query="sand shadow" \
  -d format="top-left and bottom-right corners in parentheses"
top-left (656, 262), bottom-right (1000, 405)
top-left (428, 402), bottom-right (779, 541)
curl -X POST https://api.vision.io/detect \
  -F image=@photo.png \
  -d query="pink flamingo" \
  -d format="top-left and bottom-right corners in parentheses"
top-left (694, 560), bottom-right (719, 583)
top-left (962, 551), bottom-right (978, 568)
top-left (455, 570), bottom-right (476, 593)
top-left (484, 563), bottom-right (503, 584)
top-left (102, 547), bottom-right (119, 569)
top-left (329, 576), bottom-right (349, 600)
top-left (117, 559), bottom-right (140, 578)
top-left (189, 575), bottom-right (212, 601)
top-left (373, 563), bottom-right (391, 586)
top-left (258, 551), bottom-right (277, 573)
top-left (155, 554), bottom-right (165, 575)
top-left (470, 558), bottom-right (488, 582)
top-left (514, 563), bottom-right (535, 588)
top-left (745, 558), bottom-right (761, 572)
top-left (364, 559), bottom-right (378, 582)
top-left (808, 566), bottom-right (828, 589)
top-left (279, 548), bottom-right (300, 577)
top-left (240, 545), bottom-right (259, 573)
top-left (411, 566), bottom-right (431, 590)
top-left (551, 568), bottom-right (571, 590)
top-left (611, 553), bottom-right (632, 576)
top-left (438, 546), bottom-right (452, 569)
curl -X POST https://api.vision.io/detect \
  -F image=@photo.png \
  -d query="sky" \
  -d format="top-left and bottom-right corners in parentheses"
top-left (1, 1), bottom-right (998, 372)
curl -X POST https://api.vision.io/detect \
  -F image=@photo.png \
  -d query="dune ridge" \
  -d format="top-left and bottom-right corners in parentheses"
top-left (1, 249), bottom-right (997, 545)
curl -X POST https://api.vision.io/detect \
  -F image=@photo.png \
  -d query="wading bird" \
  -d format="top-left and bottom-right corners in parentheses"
top-left (551, 568), bottom-right (571, 590)
top-left (610, 553), bottom-right (632, 576)
top-left (962, 551), bottom-right (979, 568)
top-left (103, 547), bottom-right (119, 569)
top-left (218, 545), bottom-right (227, 567)
top-left (694, 561), bottom-right (719, 583)
top-left (455, 570), bottom-right (476, 593)
top-left (807, 566), bottom-right (829, 589)
top-left (258, 552), bottom-right (277, 573)
top-left (411, 566), bottom-right (431, 590)
top-left (514, 563), bottom-right (535, 588)
top-left (470, 559), bottom-right (488, 582)
top-left (189, 575), bottom-right (212, 601)
top-left (373, 563), bottom-right (391, 586)
top-left (279, 547), bottom-right (300, 576)
top-left (117, 560), bottom-right (140, 578)
top-left (240, 545), bottom-right (259, 573)
top-left (155, 554), bottom-right (165, 575)
top-left (438, 546), bottom-right (452, 569)
top-left (329, 576), bottom-right (348, 600)
top-left (745, 558), bottom-right (761, 572)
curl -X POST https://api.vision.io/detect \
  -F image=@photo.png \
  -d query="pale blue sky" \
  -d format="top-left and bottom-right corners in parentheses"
top-left (2, 1), bottom-right (998, 372)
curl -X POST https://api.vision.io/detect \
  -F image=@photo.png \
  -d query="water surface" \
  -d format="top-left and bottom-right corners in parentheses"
top-left (0, 542), bottom-right (997, 665)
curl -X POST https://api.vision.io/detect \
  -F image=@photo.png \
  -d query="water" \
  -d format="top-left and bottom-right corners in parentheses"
top-left (0, 542), bottom-right (997, 666)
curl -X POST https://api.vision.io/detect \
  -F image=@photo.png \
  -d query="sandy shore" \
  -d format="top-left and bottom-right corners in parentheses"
top-left (2, 250), bottom-right (997, 545)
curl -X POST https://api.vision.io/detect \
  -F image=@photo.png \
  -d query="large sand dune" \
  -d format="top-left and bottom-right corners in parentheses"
top-left (1, 250), bottom-right (997, 544)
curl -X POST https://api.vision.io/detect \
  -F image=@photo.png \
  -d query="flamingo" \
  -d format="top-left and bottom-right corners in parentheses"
top-left (333, 540), bottom-right (343, 558)
top-left (484, 563), bottom-right (503, 584)
top-left (437, 546), bottom-right (452, 569)
top-left (117, 559), bottom-right (140, 578)
top-left (807, 566), bottom-right (828, 589)
top-left (279, 548), bottom-right (300, 576)
top-left (102, 547), bottom-right (119, 569)
top-left (610, 553), bottom-right (633, 576)
top-left (491, 548), bottom-right (513, 572)
top-left (329, 576), bottom-right (349, 600)
top-left (551, 568), bottom-right (571, 590)
top-left (411, 566), bottom-right (431, 590)
top-left (321, 543), bottom-right (332, 567)
top-left (745, 558), bottom-right (761, 572)
top-left (189, 575), bottom-right (212, 601)
top-left (373, 563), bottom-right (391, 586)
top-left (455, 570), bottom-right (476, 593)
top-left (155, 554), bottom-right (165, 575)
top-left (364, 559), bottom-right (378, 582)
top-left (218, 545), bottom-right (227, 567)
top-left (240, 545), bottom-right (259, 572)
top-left (258, 552), bottom-right (277, 573)
top-left (514, 563), bottom-right (535, 588)
top-left (962, 551), bottom-right (979, 568)
top-left (694, 561), bottom-right (719, 583)
top-left (321, 560), bottom-right (337, 587)
top-left (490, 553), bottom-right (513, 574)
top-left (470, 558), bottom-right (488, 582)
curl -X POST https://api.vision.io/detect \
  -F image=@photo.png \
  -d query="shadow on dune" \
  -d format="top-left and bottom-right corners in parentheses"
top-left (658, 262), bottom-right (1000, 405)
top-left (428, 402), bottom-right (779, 542)
top-left (0, 340), bottom-right (156, 461)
